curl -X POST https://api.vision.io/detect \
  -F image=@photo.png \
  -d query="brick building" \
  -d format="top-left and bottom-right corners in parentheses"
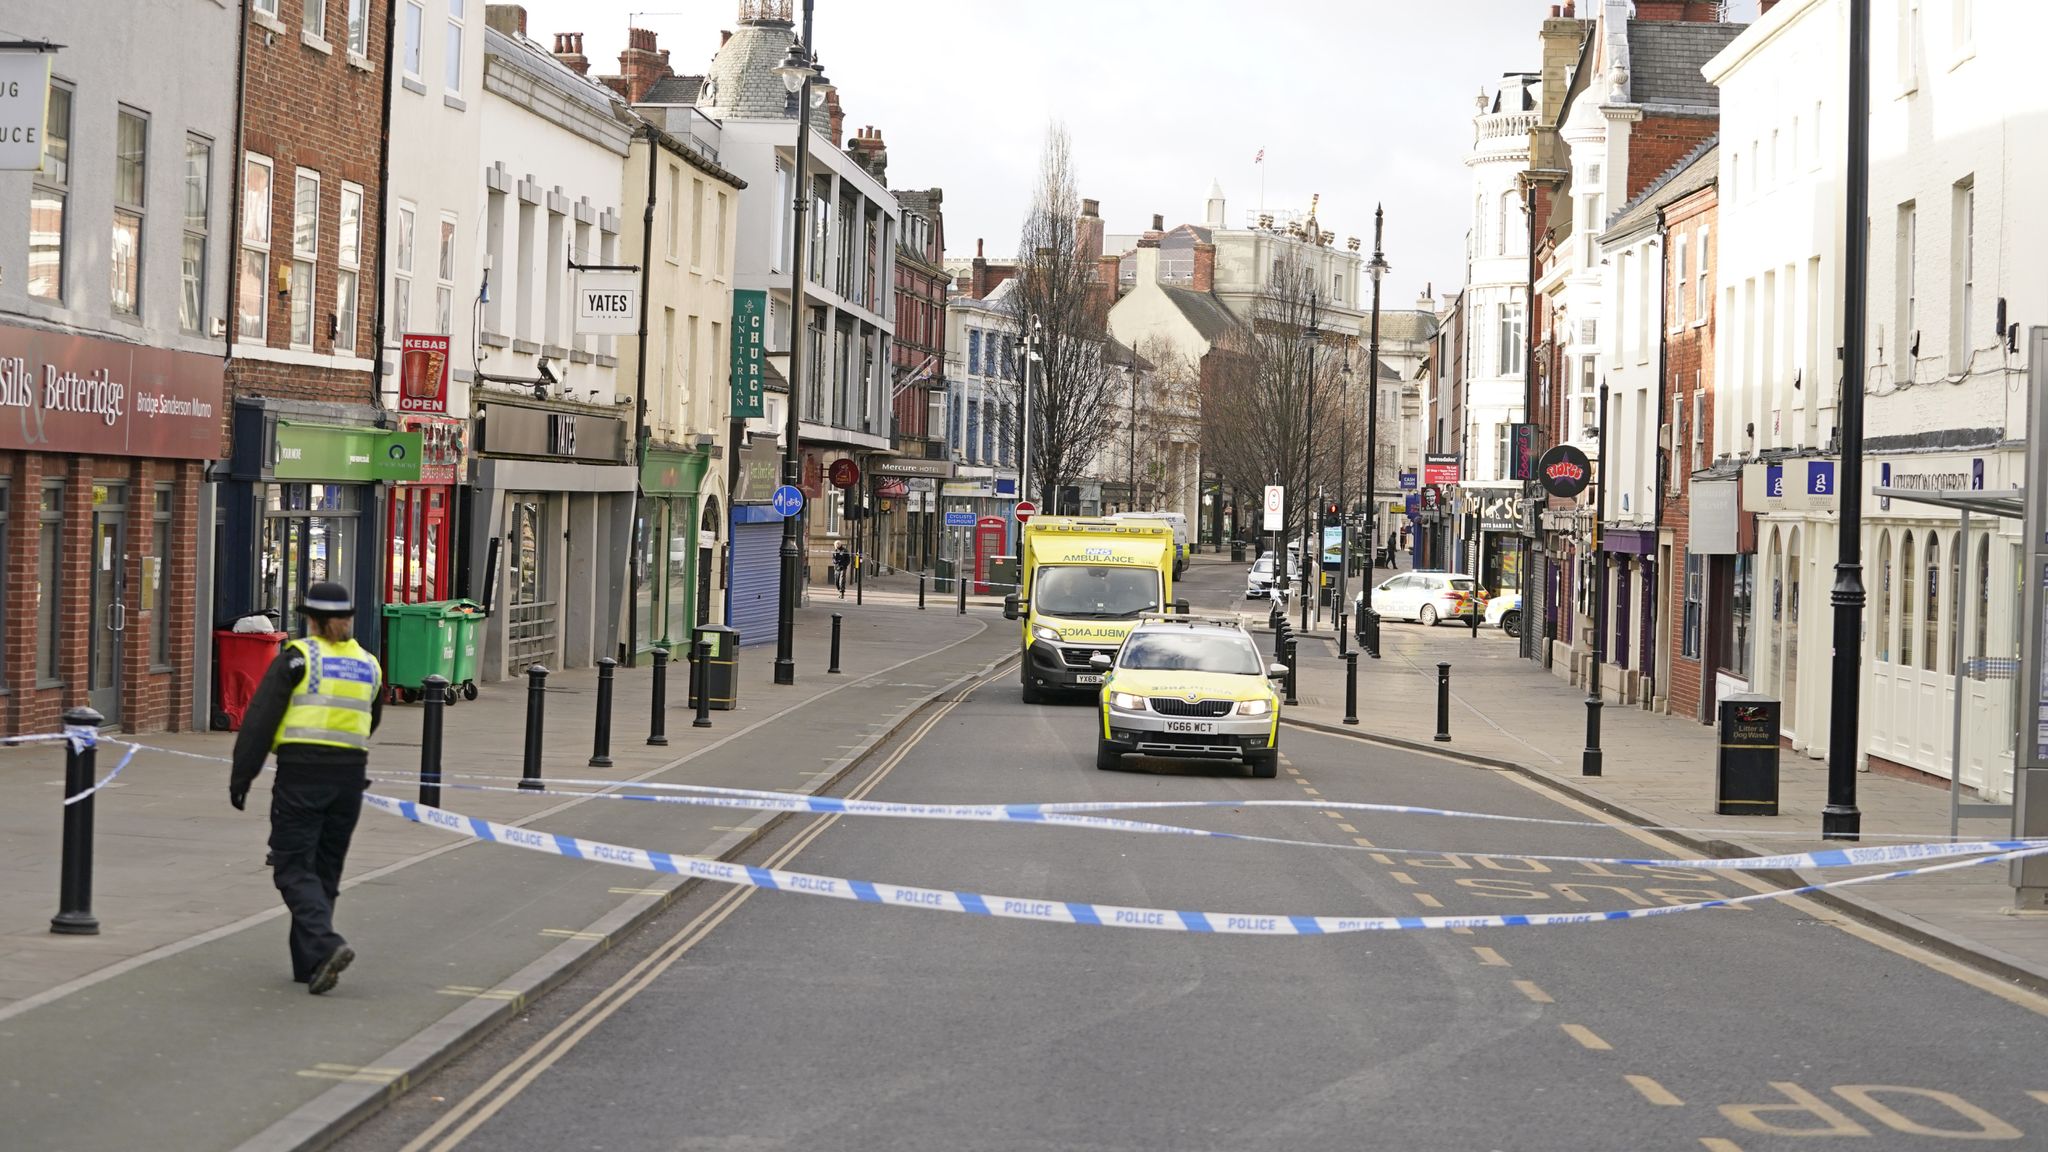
top-left (879, 186), bottom-right (949, 572)
top-left (214, 0), bottom-right (398, 675)
top-left (0, 1), bottom-right (239, 735)
top-left (1656, 151), bottom-right (1720, 724)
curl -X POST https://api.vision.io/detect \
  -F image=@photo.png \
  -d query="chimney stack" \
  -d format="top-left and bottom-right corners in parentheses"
top-left (1758, 0), bottom-right (1780, 11)
top-left (551, 30), bottom-right (590, 75)
top-left (825, 89), bottom-right (845, 148)
top-left (1076, 197), bottom-right (1104, 262)
top-left (486, 4), bottom-right (527, 37)
top-left (1191, 241), bottom-right (1216, 293)
top-left (617, 26), bottom-right (674, 102)
top-left (846, 126), bottom-right (889, 183)
top-left (1151, 213), bottom-right (1165, 231)
top-left (1633, 0), bottom-right (1723, 20)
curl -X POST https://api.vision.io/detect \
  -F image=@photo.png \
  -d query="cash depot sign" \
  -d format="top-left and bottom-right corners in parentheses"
top-left (575, 271), bottom-right (640, 336)
top-left (0, 324), bottom-right (223, 459)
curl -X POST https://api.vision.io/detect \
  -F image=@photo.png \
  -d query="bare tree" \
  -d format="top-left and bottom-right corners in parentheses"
top-left (997, 124), bottom-right (1119, 509)
top-left (1102, 337), bottom-right (1204, 512)
top-left (1201, 255), bottom-right (1350, 563)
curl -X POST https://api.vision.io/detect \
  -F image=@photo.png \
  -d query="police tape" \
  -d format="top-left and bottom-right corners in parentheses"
top-left (396, 775), bottom-right (2048, 873)
top-left (359, 791), bottom-right (2048, 934)
top-left (63, 742), bottom-right (139, 806)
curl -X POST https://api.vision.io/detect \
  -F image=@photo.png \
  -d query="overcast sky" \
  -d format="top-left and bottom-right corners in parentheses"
top-left (512, 1), bottom-right (1764, 303)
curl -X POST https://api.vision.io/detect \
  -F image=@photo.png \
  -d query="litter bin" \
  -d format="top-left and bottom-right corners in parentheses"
top-left (447, 599), bottom-right (485, 701)
top-left (989, 556), bottom-right (1020, 593)
top-left (1231, 540), bottom-right (1246, 563)
top-left (693, 623), bottom-right (739, 710)
top-left (383, 600), bottom-right (465, 704)
top-left (1716, 693), bottom-right (1780, 815)
top-left (214, 629), bottom-right (288, 730)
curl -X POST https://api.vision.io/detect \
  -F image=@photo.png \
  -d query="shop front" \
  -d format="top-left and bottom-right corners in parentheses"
top-left (1, 325), bottom-right (223, 735)
top-left (1475, 489), bottom-right (1525, 592)
top-left (874, 457), bottom-right (951, 574)
top-left (468, 397), bottom-right (636, 679)
top-left (385, 414), bottom-right (467, 606)
top-left (726, 439), bottom-right (785, 648)
top-left (634, 445), bottom-right (719, 659)
top-left (219, 409), bottom-right (422, 645)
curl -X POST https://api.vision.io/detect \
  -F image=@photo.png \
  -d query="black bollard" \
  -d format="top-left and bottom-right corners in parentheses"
top-left (856, 557), bottom-right (863, 605)
top-left (693, 639), bottom-right (714, 729)
top-left (957, 569), bottom-right (967, 615)
top-left (521, 664), bottom-right (549, 790)
top-left (648, 645), bottom-right (670, 747)
top-left (51, 707), bottom-right (104, 935)
top-left (1284, 638), bottom-right (1300, 707)
top-left (1469, 600), bottom-right (1481, 638)
top-left (829, 613), bottom-right (843, 674)
top-left (919, 572), bottom-right (927, 610)
top-left (589, 657), bottom-right (616, 767)
top-left (1338, 609), bottom-right (1349, 656)
top-left (1343, 652), bottom-right (1359, 726)
top-left (420, 675), bottom-right (448, 806)
top-left (1435, 662), bottom-right (1452, 742)
top-left (1583, 697), bottom-right (1604, 777)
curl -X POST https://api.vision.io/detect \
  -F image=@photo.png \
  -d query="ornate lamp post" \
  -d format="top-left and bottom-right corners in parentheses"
top-left (1358, 205), bottom-right (1390, 658)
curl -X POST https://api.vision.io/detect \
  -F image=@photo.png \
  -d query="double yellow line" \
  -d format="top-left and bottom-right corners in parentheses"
top-left (395, 687), bottom-right (975, 1152)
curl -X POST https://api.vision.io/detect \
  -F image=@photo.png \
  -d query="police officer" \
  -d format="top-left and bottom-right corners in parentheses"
top-left (229, 581), bottom-right (384, 995)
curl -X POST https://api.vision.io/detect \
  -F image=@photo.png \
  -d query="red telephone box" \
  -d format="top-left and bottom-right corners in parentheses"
top-left (974, 516), bottom-right (1007, 594)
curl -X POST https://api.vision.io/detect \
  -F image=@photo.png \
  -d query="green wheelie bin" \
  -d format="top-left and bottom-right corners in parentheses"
top-left (383, 600), bottom-right (465, 704)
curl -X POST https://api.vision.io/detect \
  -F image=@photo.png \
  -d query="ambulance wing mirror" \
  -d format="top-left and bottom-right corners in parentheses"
top-left (1003, 594), bottom-right (1021, 620)
top-left (1174, 598), bottom-right (1191, 615)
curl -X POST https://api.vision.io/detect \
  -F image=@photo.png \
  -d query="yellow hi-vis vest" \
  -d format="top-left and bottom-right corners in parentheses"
top-left (274, 636), bottom-right (382, 751)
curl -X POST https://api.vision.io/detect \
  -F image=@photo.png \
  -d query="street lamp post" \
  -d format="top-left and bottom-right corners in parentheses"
top-left (1336, 351), bottom-right (1352, 633)
top-left (1823, 0), bottom-right (1871, 839)
top-left (1299, 290), bottom-right (1321, 635)
top-left (1359, 206), bottom-right (1389, 659)
top-left (770, 1), bottom-right (833, 687)
top-left (1126, 344), bottom-right (1138, 510)
top-left (1585, 379), bottom-right (1608, 777)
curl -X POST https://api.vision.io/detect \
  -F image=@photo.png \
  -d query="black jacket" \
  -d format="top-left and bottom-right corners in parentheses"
top-left (229, 643), bottom-right (385, 791)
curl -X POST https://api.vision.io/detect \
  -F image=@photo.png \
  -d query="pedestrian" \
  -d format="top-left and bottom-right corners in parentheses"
top-left (229, 581), bottom-right (384, 995)
top-left (832, 542), bottom-right (850, 598)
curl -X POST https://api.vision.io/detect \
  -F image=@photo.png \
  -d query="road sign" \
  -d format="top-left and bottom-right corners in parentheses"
top-left (1014, 500), bottom-right (1038, 524)
top-left (771, 485), bottom-right (805, 517)
top-left (1263, 485), bottom-right (1284, 531)
top-left (944, 511), bottom-right (976, 528)
top-left (829, 458), bottom-right (861, 489)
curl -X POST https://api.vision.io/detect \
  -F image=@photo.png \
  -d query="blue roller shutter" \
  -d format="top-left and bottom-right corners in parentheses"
top-left (727, 506), bottom-right (784, 647)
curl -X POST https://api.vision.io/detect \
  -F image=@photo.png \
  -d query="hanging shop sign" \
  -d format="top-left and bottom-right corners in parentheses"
top-left (0, 51), bottom-right (54, 171)
top-left (0, 324), bottom-right (223, 458)
top-left (575, 270), bottom-right (640, 336)
top-left (1510, 423), bottom-right (1538, 481)
top-left (398, 333), bottom-right (452, 414)
top-left (274, 421), bottom-right (423, 483)
top-left (734, 439), bottom-right (783, 503)
top-left (1423, 453), bottom-right (1461, 486)
top-left (1479, 494), bottom-right (1520, 532)
top-left (829, 458), bottom-right (861, 490)
top-left (641, 445), bottom-right (711, 497)
top-left (396, 413), bottom-right (466, 484)
top-left (729, 289), bottom-right (766, 420)
top-left (1536, 444), bottom-right (1592, 499)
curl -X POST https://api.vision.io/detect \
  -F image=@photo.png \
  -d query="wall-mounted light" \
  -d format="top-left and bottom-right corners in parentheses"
top-left (275, 262), bottom-right (290, 296)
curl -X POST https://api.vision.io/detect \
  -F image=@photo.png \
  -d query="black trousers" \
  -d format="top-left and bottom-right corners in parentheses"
top-left (268, 772), bottom-right (365, 981)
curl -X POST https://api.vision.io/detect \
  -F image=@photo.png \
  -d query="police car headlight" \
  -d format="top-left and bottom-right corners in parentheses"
top-left (1236, 698), bottom-right (1272, 717)
top-left (1031, 625), bottom-right (1061, 643)
top-left (1110, 692), bottom-right (1148, 712)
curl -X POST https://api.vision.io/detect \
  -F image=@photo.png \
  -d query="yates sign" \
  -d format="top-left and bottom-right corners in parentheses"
top-left (1536, 444), bottom-right (1593, 499)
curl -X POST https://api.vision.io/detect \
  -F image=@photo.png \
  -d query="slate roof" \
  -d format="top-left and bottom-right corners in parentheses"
top-left (642, 75), bottom-right (702, 105)
top-left (1627, 20), bottom-right (1747, 110)
top-left (1606, 140), bottom-right (1718, 239)
top-left (697, 20), bottom-right (830, 135)
top-left (1160, 286), bottom-right (1242, 345)
top-left (1374, 310), bottom-right (1439, 345)
top-left (895, 189), bottom-right (937, 219)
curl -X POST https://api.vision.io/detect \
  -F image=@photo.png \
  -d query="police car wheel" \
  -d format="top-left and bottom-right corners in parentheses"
top-left (1247, 750), bottom-right (1279, 779)
top-left (1096, 742), bottom-right (1123, 771)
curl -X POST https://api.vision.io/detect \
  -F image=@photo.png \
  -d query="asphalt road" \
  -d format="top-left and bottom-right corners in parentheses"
top-left (338, 558), bottom-right (2048, 1152)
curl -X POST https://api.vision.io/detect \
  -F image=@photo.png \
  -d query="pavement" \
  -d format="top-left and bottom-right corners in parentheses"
top-left (1183, 553), bottom-right (2048, 993)
top-left (331, 565), bottom-right (2048, 1152)
top-left (0, 597), bottom-right (1015, 1152)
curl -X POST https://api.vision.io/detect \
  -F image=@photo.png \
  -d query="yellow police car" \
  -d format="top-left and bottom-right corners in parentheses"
top-left (1089, 616), bottom-right (1289, 778)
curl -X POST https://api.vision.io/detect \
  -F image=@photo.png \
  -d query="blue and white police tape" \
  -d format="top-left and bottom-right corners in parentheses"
top-left (389, 774), bottom-right (2048, 873)
top-left (63, 742), bottom-right (139, 806)
top-left (360, 791), bottom-right (2048, 934)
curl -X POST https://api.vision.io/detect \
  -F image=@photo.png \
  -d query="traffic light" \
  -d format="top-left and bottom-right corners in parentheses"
top-left (1323, 502), bottom-right (1341, 528)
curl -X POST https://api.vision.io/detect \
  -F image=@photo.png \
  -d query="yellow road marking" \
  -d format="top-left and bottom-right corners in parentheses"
top-left (1450, 926), bottom-right (1475, 935)
top-left (1388, 871), bottom-right (1418, 886)
top-left (1513, 980), bottom-right (1553, 1004)
top-left (1561, 1024), bottom-right (1611, 1051)
top-left (1626, 1074), bottom-right (1683, 1106)
top-left (1368, 852), bottom-right (1394, 865)
top-left (1412, 892), bottom-right (1444, 908)
top-left (400, 685), bottom-right (976, 1152)
top-left (1699, 1139), bottom-right (1744, 1151)
top-left (1336, 822), bottom-right (1357, 833)
top-left (1300, 787), bottom-right (1321, 796)
top-left (2031, 1090), bottom-right (2048, 1106)
top-left (1351, 836), bottom-right (1378, 849)
top-left (1472, 947), bottom-right (1509, 966)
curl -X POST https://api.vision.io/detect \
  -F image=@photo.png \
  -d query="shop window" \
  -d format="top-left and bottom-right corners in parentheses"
top-left (1714, 554), bottom-right (1752, 678)
top-left (1949, 531), bottom-right (1963, 675)
top-left (1923, 533), bottom-right (1941, 673)
top-left (38, 485), bottom-right (63, 682)
top-left (240, 154), bottom-right (273, 339)
top-left (1899, 531), bottom-right (1917, 668)
top-left (29, 82), bottom-right (71, 302)
top-left (1875, 530), bottom-right (1892, 662)
top-left (262, 484), bottom-right (360, 636)
top-left (112, 108), bottom-right (147, 317)
top-left (151, 486), bottom-right (173, 669)
top-left (1973, 535), bottom-right (1990, 667)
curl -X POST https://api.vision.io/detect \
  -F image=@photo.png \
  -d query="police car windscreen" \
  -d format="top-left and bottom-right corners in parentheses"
top-left (1118, 633), bottom-right (1262, 675)
top-left (1034, 566), bottom-right (1160, 618)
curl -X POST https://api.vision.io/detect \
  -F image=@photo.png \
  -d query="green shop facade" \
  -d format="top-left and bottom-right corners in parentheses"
top-left (633, 445), bottom-right (721, 662)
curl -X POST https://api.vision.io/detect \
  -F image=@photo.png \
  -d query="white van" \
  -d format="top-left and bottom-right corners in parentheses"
top-left (1110, 511), bottom-right (1189, 578)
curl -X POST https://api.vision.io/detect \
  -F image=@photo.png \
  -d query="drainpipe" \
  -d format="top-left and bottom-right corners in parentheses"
top-left (368, 0), bottom-right (396, 417)
top-left (226, 1), bottom-right (250, 367)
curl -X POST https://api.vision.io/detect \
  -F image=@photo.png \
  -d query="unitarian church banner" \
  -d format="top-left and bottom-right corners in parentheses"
top-left (729, 289), bottom-right (766, 420)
